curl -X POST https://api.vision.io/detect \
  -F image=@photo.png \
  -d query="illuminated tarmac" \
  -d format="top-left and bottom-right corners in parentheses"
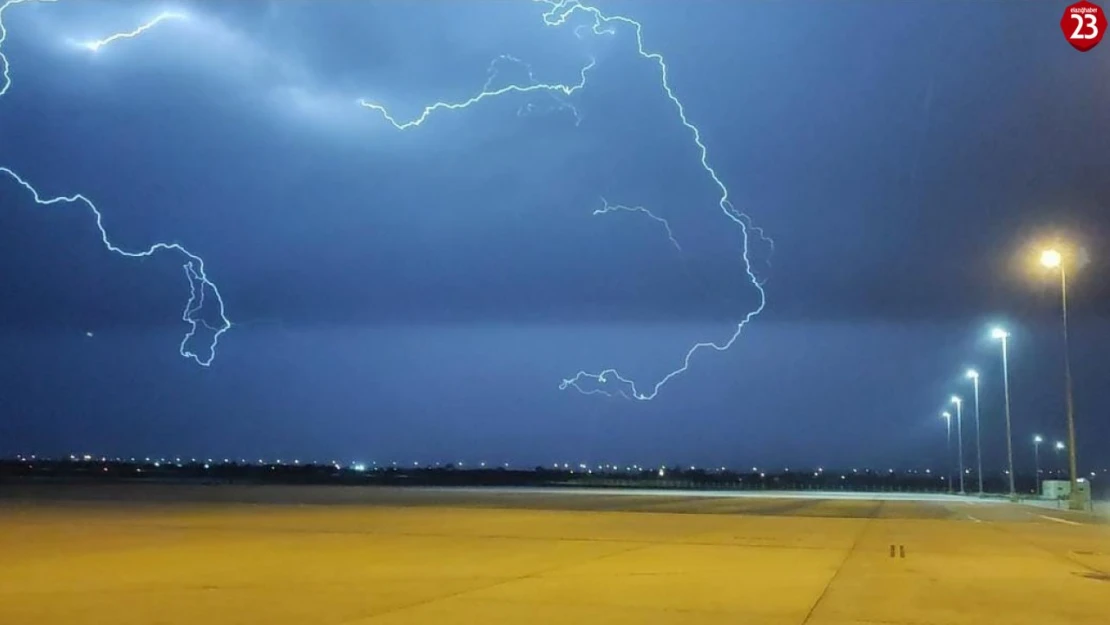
top-left (2, 485), bottom-right (1108, 624)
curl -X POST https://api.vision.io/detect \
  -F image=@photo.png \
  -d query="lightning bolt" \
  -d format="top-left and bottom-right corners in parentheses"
top-left (576, 387), bottom-right (631, 400)
top-left (545, 0), bottom-right (770, 401)
top-left (0, 167), bottom-right (231, 365)
top-left (1, 0), bottom-right (229, 365)
top-left (358, 56), bottom-right (597, 130)
top-left (593, 197), bottom-right (681, 252)
top-left (483, 53), bottom-right (582, 124)
top-left (1, 0), bottom-right (54, 97)
top-left (360, 0), bottom-right (770, 400)
top-left (75, 10), bottom-right (187, 52)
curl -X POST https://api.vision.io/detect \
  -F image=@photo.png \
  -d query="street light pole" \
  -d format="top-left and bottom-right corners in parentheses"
top-left (992, 328), bottom-right (1017, 500)
top-left (967, 370), bottom-right (984, 496)
top-left (942, 412), bottom-right (953, 494)
top-left (952, 396), bottom-right (965, 495)
top-left (1050, 254), bottom-right (1081, 510)
top-left (1056, 263), bottom-right (1074, 508)
top-left (1033, 435), bottom-right (1043, 496)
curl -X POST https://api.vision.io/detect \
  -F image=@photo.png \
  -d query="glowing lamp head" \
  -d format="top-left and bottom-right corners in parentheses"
top-left (1055, 441), bottom-right (1066, 450)
top-left (966, 369), bottom-right (979, 380)
top-left (1034, 435), bottom-right (1043, 444)
top-left (1040, 249), bottom-right (1062, 269)
top-left (991, 327), bottom-right (1009, 340)
top-left (941, 411), bottom-right (951, 420)
top-left (950, 395), bottom-right (962, 406)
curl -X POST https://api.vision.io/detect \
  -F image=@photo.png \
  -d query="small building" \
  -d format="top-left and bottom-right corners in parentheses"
top-left (1041, 479), bottom-right (1092, 504)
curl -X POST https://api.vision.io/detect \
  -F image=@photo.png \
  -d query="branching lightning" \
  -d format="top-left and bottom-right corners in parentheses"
top-left (1, 0), bottom-right (229, 366)
top-left (358, 56), bottom-right (597, 130)
top-left (359, 0), bottom-right (771, 400)
top-left (3, 0), bottom-right (771, 394)
top-left (0, 167), bottom-right (231, 365)
top-left (483, 53), bottom-right (582, 124)
top-left (593, 197), bottom-right (681, 252)
top-left (75, 10), bottom-right (186, 52)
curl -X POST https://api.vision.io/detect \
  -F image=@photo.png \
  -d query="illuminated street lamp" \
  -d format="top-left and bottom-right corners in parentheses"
top-left (1040, 248), bottom-right (1082, 510)
top-left (951, 396), bottom-right (965, 495)
top-left (1055, 440), bottom-right (1066, 475)
top-left (991, 327), bottom-right (1017, 500)
top-left (1033, 435), bottom-right (1043, 495)
top-left (941, 411), bottom-right (953, 493)
top-left (966, 369), bottom-right (984, 496)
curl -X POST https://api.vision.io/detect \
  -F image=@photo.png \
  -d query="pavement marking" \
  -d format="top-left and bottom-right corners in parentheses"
top-left (800, 500), bottom-right (881, 624)
top-left (966, 514), bottom-right (983, 523)
top-left (1037, 514), bottom-right (1082, 526)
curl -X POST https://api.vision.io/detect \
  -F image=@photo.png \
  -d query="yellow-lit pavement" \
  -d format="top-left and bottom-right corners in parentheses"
top-left (1, 486), bottom-right (1107, 624)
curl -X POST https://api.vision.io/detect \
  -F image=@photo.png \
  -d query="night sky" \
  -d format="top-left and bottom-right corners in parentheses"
top-left (1, 0), bottom-right (1107, 472)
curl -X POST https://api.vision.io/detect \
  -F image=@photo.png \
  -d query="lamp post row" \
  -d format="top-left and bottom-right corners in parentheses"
top-left (938, 247), bottom-right (1083, 511)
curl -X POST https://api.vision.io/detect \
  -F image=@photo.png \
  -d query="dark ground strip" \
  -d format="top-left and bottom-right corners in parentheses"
top-left (0, 484), bottom-right (973, 520)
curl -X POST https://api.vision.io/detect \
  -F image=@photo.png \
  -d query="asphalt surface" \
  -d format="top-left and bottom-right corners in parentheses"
top-left (2, 485), bottom-right (1108, 624)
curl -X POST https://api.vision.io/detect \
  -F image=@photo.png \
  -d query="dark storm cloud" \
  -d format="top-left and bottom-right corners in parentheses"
top-left (1, 0), bottom-right (1106, 466)
top-left (2, 0), bottom-right (1106, 330)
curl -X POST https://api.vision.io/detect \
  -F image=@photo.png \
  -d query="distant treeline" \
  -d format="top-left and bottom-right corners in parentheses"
top-left (4, 458), bottom-right (1095, 496)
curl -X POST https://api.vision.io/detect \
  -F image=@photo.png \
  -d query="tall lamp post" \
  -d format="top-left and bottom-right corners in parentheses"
top-left (1040, 248), bottom-right (1082, 511)
top-left (1055, 441), bottom-right (1066, 475)
top-left (951, 396), bottom-right (966, 495)
top-left (942, 411), bottom-right (953, 493)
top-left (1033, 435), bottom-right (1043, 496)
top-left (966, 370), bottom-right (984, 496)
top-left (991, 327), bottom-right (1017, 500)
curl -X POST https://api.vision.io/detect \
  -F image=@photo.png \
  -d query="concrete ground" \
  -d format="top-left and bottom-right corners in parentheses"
top-left (1, 485), bottom-right (1108, 625)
